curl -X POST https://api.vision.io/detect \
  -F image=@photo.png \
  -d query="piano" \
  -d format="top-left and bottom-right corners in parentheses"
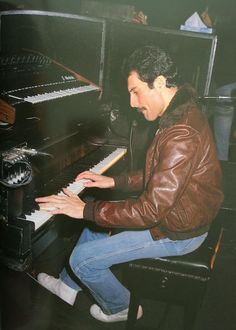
top-left (0, 10), bottom-right (128, 271)
top-left (0, 51), bottom-right (101, 106)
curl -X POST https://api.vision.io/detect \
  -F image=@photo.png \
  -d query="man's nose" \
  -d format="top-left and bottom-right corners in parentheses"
top-left (130, 94), bottom-right (138, 108)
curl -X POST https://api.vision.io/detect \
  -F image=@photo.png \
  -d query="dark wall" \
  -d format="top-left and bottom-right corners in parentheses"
top-left (2, 0), bottom-right (236, 29)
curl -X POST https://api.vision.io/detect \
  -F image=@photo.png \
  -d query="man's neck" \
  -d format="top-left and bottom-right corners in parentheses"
top-left (163, 86), bottom-right (178, 112)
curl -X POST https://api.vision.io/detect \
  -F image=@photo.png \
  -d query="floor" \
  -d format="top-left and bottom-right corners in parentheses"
top-left (0, 225), bottom-right (186, 330)
top-left (1, 214), bottom-right (236, 330)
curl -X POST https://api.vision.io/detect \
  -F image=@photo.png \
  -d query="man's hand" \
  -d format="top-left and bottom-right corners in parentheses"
top-left (35, 188), bottom-right (85, 219)
top-left (76, 171), bottom-right (115, 189)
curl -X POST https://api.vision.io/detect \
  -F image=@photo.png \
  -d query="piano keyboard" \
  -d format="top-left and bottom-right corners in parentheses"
top-left (8, 84), bottom-right (99, 104)
top-left (23, 147), bottom-right (127, 230)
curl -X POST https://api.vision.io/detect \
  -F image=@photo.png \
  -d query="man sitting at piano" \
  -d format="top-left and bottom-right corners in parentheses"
top-left (36, 45), bottom-right (223, 323)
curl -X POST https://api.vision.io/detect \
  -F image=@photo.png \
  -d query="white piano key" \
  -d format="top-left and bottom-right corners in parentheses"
top-left (24, 85), bottom-right (99, 104)
top-left (63, 179), bottom-right (90, 194)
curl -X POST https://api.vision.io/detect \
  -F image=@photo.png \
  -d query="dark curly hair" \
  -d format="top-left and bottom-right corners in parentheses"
top-left (123, 45), bottom-right (180, 88)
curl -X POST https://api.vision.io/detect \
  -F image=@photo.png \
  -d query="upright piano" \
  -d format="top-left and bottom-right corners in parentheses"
top-left (0, 10), bottom-right (127, 271)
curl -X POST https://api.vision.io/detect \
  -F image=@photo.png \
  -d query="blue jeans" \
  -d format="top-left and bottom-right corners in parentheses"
top-left (60, 227), bottom-right (207, 314)
top-left (213, 83), bottom-right (236, 160)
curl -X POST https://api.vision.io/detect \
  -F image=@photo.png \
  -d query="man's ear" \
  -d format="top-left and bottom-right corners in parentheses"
top-left (153, 75), bottom-right (167, 89)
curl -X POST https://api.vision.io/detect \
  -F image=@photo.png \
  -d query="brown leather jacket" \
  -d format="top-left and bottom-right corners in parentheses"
top-left (84, 85), bottom-right (224, 240)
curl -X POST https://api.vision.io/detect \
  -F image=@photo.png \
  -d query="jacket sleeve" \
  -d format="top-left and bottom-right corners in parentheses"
top-left (113, 169), bottom-right (144, 192)
top-left (84, 126), bottom-right (201, 229)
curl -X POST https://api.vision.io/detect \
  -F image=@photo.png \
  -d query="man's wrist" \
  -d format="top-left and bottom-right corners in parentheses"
top-left (110, 177), bottom-right (115, 188)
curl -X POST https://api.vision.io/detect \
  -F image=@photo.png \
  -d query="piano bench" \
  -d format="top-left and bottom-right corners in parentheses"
top-left (124, 222), bottom-right (224, 330)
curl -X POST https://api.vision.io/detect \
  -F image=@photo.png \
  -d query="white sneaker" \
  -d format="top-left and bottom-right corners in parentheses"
top-left (90, 304), bottom-right (143, 323)
top-left (37, 273), bottom-right (77, 306)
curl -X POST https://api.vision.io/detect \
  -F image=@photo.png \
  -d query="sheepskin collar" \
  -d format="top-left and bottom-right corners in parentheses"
top-left (159, 84), bottom-right (199, 129)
